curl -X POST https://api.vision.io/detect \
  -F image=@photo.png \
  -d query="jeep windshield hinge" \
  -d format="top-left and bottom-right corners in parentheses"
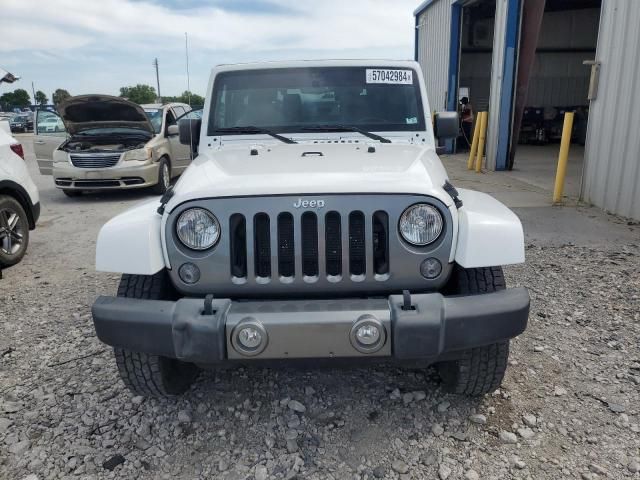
top-left (157, 186), bottom-right (175, 215)
top-left (443, 181), bottom-right (463, 209)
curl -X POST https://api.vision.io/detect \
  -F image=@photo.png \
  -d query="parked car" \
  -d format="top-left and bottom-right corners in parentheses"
top-left (91, 60), bottom-right (529, 398)
top-left (0, 129), bottom-right (40, 275)
top-left (33, 97), bottom-right (193, 196)
top-left (9, 114), bottom-right (32, 133)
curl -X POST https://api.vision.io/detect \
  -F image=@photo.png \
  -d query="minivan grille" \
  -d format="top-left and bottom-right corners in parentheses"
top-left (69, 153), bottom-right (121, 168)
top-left (229, 210), bottom-right (389, 283)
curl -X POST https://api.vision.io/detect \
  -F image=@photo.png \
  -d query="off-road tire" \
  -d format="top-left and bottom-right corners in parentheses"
top-left (62, 189), bottom-right (82, 197)
top-left (437, 265), bottom-right (509, 396)
top-left (0, 195), bottom-right (29, 268)
top-left (153, 158), bottom-right (171, 195)
top-left (113, 271), bottom-right (199, 397)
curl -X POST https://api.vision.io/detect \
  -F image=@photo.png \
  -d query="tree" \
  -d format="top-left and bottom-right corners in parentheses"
top-left (162, 91), bottom-right (205, 107)
top-left (119, 84), bottom-right (157, 104)
top-left (52, 89), bottom-right (71, 106)
top-left (0, 89), bottom-right (30, 110)
top-left (179, 91), bottom-right (204, 107)
top-left (35, 90), bottom-right (48, 106)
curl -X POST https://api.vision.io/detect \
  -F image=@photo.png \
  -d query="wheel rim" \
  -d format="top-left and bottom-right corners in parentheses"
top-left (0, 207), bottom-right (25, 256)
top-left (162, 164), bottom-right (170, 189)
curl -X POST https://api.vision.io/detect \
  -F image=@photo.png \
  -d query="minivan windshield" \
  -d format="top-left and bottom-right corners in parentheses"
top-left (208, 67), bottom-right (425, 136)
top-left (144, 108), bottom-right (163, 133)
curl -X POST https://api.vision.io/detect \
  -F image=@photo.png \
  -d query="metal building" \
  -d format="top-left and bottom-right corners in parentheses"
top-left (414, 0), bottom-right (640, 220)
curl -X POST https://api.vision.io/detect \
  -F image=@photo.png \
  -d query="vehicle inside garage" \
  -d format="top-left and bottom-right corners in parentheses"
top-left (509, 0), bottom-right (601, 197)
top-left (443, 0), bottom-right (602, 197)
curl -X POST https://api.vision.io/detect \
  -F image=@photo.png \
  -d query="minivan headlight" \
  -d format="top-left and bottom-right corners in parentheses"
top-left (122, 148), bottom-right (151, 162)
top-left (399, 204), bottom-right (443, 246)
top-left (176, 208), bottom-right (220, 250)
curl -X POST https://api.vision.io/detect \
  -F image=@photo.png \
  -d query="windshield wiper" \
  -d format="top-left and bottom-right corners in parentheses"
top-left (301, 125), bottom-right (391, 143)
top-left (215, 126), bottom-right (297, 144)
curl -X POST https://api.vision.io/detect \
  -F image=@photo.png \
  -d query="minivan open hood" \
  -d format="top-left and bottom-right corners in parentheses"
top-left (57, 94), bottom-right (154, 135)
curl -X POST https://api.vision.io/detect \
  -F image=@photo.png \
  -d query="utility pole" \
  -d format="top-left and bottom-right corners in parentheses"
top-left (153, 58), bottom-right (161, 103)
top-left (31, 81), bottom-right (37, 109)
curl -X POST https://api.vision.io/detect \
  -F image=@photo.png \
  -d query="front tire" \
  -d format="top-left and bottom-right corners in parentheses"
top-left (113, 271), bottom-right (199, 397)
top-left (153, 158), bottom-right (171, 195)
top-left (0, 195), bottom-right (30, 268)
top-left (437, 266), bottom-right (510, 396)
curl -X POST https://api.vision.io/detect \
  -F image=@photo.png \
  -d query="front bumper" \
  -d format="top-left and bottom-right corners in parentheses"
top-left (53, 161), bottom-right (158, 190)
top-left (92, 289), bottom-right (530, 364)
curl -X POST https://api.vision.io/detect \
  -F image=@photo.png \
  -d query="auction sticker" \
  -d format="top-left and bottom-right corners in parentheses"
top-left (366, 69), bottom-right (413, 84)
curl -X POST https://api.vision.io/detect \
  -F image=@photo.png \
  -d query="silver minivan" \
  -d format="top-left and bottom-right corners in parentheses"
top-left (34, 95), bottom-right (195, 196)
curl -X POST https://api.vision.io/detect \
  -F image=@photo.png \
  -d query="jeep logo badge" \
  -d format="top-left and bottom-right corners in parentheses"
top-left (293, 198), bottom-right (325, 209)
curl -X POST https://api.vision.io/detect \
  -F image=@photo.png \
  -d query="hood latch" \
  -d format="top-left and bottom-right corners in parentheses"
top-left (443, 181), bottom-right (463, 209)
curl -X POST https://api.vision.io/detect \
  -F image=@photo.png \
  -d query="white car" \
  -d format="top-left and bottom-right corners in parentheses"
top-left (39, 116), bottom-right (64, 133)
top-left (91, 60), bottom-right (529, 398)
top-left (0, 129), bottom-right (40, 274)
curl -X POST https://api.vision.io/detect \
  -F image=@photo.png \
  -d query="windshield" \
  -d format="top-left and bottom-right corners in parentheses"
top-left (208, 67), bottom-right (425, 135)
top-left (144, 108), bottom-right (162, 133)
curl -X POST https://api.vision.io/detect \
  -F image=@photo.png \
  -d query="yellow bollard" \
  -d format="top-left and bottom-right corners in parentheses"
top-left (467, 115), bottom-right (482, 170)
top-left (474, 111), bottom-right (488, 173)
top-left (552, 112), bottom-right (575, 204)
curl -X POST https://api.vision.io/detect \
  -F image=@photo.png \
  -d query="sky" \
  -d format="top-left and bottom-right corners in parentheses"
top-left (0, 0), bottom-right (419, 102)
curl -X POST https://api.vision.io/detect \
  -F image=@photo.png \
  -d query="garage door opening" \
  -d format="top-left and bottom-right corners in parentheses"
top-left (510, 0), bottom-right (602, 198)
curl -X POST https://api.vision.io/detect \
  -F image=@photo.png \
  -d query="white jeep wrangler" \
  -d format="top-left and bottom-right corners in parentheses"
top-left (92, 60), bottom-right (529, 397)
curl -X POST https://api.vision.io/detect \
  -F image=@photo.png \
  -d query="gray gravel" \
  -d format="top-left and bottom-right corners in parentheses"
top-left (1, 137), bottom-right (639, 479)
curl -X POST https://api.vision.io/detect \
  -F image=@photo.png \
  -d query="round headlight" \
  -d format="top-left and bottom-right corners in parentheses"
top-left (399, 204), bottom-right (443, 246)
top-left (176, 208), bottom-right (220, 250)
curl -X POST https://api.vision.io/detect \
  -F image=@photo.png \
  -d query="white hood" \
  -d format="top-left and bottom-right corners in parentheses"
top-left (166, 143), bottom-right (453, 211)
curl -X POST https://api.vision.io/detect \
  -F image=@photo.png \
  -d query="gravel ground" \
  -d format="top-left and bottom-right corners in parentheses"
top-left (1, 137), bottom-right (639, 479)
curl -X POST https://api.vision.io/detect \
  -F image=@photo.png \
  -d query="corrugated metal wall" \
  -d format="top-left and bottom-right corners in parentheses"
top-left (527, 8), bottom-right (599, 107)
top-left (416, 1), bottom-right (452, 111)
top-left (582, 0), bottom-right (640, 220)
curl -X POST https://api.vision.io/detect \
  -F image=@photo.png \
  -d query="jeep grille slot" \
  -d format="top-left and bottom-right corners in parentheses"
top-left (277, 213), bottom-right (295, 277)
top-left (372, 211), bottom-right (389, 275)
top-left (349, 211), bottom-right (366, 276)
top-left (325, 211), bottom-right (342, 276)
top-left (229, 214), bottom-right (247, 278)
top-left (254, 213), bottom-right (271, 278)
top-left (301, 212), bottom-right (319, 277)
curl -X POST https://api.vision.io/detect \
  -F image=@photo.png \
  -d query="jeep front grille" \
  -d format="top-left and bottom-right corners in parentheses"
top-left (166, 194), bottom-right (454, 297)
top-left (69, 153), bottom-right (121, 168)
top-left (228, 210), bottom-right (389, 283)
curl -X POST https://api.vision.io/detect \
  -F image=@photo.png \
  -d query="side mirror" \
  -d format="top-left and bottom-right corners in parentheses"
top-left (433, 111), bottom-right (459, 139)
top-left (179, 118), bottom-right (201, 145)
top-left (167, 124), bottom-right (179, 136)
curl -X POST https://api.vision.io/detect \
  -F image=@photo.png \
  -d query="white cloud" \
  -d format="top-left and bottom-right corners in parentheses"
top-left (0, 0), bottom-right (419, 97)
top-left (1, 0), bottom-right (416, 53)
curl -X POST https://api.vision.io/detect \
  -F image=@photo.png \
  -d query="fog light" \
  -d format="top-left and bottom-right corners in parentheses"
top-left (350, 316), bottom-right (386, 354)
top-left (178, 263), bottom-right (200, 284)
top-left (231, 319), bottom-right (268, 356)
top-left (356, 324), bottom-right (380, 346)
top-left (238, 327), bottom-right (262, 349)
top-left (420, 257), bottom-right (442, 279)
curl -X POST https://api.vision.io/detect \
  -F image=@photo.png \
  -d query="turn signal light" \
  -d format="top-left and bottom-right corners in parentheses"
top-left (10, 143), bottom-right (24, 160)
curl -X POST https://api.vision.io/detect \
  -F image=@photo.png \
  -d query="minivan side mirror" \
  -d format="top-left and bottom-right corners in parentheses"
top-left (178, 117), bottom-right (201, 151)
top-left (167, 124), bottom-right (179, 136)
top-left (433, 111), bottom-right (459, 139)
